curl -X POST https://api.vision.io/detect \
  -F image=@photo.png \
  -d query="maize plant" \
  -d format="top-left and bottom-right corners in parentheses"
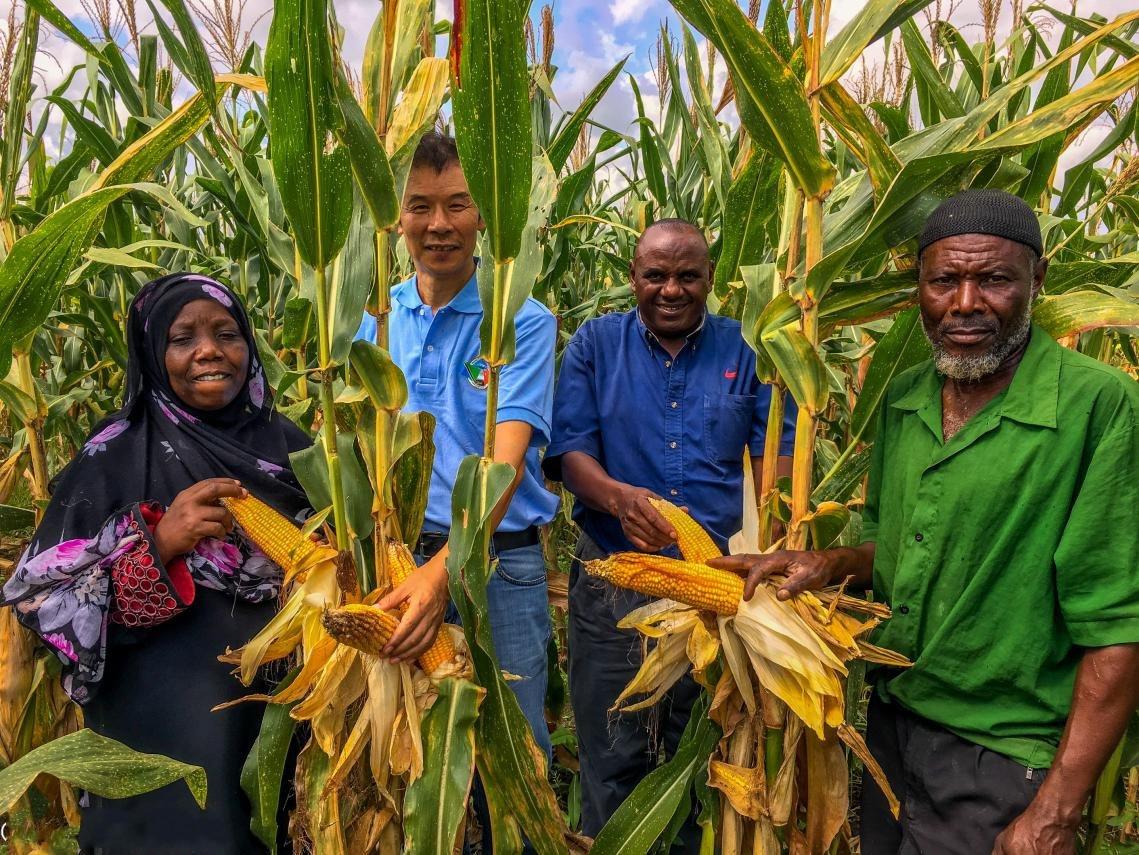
top-left (0, 0), bottom-right (1138, 850)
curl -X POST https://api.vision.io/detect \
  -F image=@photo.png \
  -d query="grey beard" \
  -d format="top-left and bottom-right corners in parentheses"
top-left (925, 305), bottom-right (1033, 382)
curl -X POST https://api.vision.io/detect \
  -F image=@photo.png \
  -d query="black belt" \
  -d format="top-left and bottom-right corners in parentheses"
top-left (416, 525), bottom-right (540, 558)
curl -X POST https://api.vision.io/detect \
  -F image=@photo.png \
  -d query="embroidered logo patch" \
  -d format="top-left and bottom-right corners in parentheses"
top-left (724, 369), bottom-right (738, 379)
top-left (464, 357), bottom-right (491, 390)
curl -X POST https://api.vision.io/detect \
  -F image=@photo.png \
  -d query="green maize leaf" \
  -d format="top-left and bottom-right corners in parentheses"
top-left (1032, 291), bottom-right (1139, 338)
top-left (333, 68), bottom-right (399, 231)
top-left (450, 0), bottom-right (531, 263)
top-left (819, 270), bottom-right (918, 330)
top-left (820, 81), bottom-right (902, 196)
top-left (1045, 256), bottom-right (1139, 294)
top-left (151, 0), bottom-right (217, 111)
top-left (1034, 3), bottom-right (1139, 60)
top-left (478, 155), bottom-right (558, 367)
top-left (849, 308), bottom-right (930, 443)
top-left (447, 456), bottom-right (568, 855)
top-left (265, 0), bottom-right (353, 270)
top-left (901, 18), bottom-right (964, 121)
top-left (387, 57), bottom-right (450, 170)
top-left (591, 707), bottom-right (718, 854)
top-left (740, 264), bottom-right (782, 383)
top-left (813, 444), bottom-right (875, 505)
top-left (979, 56), bottom-right (1139, 152)
top-left (670, 0), bottom-right (833, 198)
top-left (295, 741), bottom-right (345, 854)
top-left (391, 410), bottom-right (435, 546)
top-left (821, 0), bottom-right (934, 87)
top-left (330, 193), bottom-right (378, 363)
top-left (350, 339), bottom-right (409, 411)
top-left (0, 729), bottom-right (206, 815)
top-left (289, 435), bottom-right (374, 540)
top-left (682, 24), bottom-right (729, 211)
top-left (630, 76), bottom-right (667, 207)
top-left (240, 671), bottom-right (298, 854)
top-left (403, 676), bottom-right (482, 855)
top-left (46, 96), bottom-right (120, 166)
top-left (0, 380), bottom-right (39, 424)
top-left (84, 246), bottom-right (161, 270)
top-left (714, 151), bottom-right (780, 299)
top-left (0, 503), bottom-right (35, 533)
top-left (547, 56), bottom-right (627, 173)
top-left (361, 0), bottom-right (433, 128)
top-left (760, 323), bottom-right (830, 415)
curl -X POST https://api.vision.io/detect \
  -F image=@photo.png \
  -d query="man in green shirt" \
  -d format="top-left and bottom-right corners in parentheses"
top-left (714, 189), bottom-right (1139, 854)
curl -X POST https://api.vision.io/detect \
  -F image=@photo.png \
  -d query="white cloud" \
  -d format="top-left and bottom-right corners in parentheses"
top-left (609, 0), bottom-right (649, 27)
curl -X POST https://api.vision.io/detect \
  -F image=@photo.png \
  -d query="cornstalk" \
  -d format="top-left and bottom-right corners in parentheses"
top-left (312, 263), bottom-right (351, 562)
top-left (373, 229), bottom-right (392, 348)
top-left (788, 0), bottom-right (828, 551)
top-left (12, 341), bottom-right (48, 511)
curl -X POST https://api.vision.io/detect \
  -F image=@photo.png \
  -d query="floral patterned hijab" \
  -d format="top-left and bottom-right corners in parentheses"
top-left (32, 273), bottom-right (312, 554)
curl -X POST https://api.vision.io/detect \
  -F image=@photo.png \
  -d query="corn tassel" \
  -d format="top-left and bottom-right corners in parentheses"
top-left (649, 499), bottom-right (721, 563)
top-left (222, 493), bottom-right (320, 577)
top-left (586, 553), bottom-right (743, 615)
top-left (386, 542), bottom-right (458, 676)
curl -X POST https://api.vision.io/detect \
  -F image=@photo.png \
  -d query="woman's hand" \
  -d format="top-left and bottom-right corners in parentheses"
top-left (154, 478), bottom-right (246, 564)
top-left (375, 552), bottom-right (450, 663)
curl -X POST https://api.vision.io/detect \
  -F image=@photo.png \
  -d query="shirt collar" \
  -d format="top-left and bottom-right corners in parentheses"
top-left (635, 309), bottom-right (708, 352)
top-left (891, 324), bottom-right (1060, 430)
top-left (395, 264), bottom-right (482, 314)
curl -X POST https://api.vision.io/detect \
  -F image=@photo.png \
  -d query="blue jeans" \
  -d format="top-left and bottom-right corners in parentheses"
top-left (414, 541), bottom-right (552, 757)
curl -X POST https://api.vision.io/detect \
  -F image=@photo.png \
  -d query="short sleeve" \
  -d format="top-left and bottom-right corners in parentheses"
top-left (748, 385), bottom-right (798, 457)
top-left (1055, 409), bottom-right (1139, 647)
top-left (542, 326), bottom-right (602, 482)
top-left (496, 303), bottom-right (556, 445)
top-left (859, 405), bottom-right (889, 546)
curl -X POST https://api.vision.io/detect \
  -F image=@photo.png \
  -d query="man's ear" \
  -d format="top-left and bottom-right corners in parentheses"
top-left (477, 210), bottom-right (486, 232)
top-left (1032, 253), bottom-right (1048, 300)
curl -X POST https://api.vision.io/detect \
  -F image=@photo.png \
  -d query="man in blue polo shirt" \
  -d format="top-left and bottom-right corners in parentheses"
top-left (543, 219), bottom-right (796, 840)
top-left (357, 132), bottom-right (558, 761)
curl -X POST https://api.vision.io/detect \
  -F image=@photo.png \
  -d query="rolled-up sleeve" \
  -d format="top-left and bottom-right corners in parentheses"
top-left (542, 327), bottom-right (601, 482)
top-left (497, 304), bottom-right (556, 445)
top-left (1056, 406), bottom-right (1139, 647)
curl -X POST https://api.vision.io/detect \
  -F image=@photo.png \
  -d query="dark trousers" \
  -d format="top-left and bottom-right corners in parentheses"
top-left (568, 534), bottom-right (702, 850)
top-left (860, 695), bottom-right (1047, 855)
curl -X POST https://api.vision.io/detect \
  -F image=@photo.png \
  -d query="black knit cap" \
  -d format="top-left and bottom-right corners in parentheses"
top-left (918, 189), bottom-right (1043, 257)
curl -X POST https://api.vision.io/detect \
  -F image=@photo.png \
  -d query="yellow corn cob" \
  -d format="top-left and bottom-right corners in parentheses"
top-left (385, 541), bottom-right (458, 676)
top-left (585, 553), bottom-right (743, 615)
top-left (648, 499), bottom-right (721, 564)
top-left (222, 493), bottom-right (319, 575)
top-left (322, 603), bottom-right (399, 656)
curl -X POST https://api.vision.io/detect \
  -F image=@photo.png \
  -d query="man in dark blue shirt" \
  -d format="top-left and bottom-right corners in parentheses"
top-left (543, 219), bottom-right (795, 840)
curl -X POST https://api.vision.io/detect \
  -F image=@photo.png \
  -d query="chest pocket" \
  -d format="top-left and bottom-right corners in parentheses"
top-left (703, 394), bottom-right (755, 467)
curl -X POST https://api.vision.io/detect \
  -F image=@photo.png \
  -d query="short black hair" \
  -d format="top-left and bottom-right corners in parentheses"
top-left (633, 218), bottom-right (708, 262)
top-left (411, 131), bottom-right (461, 174)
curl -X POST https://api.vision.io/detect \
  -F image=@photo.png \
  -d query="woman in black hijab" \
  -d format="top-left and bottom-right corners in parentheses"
top-left (3, 273), bottom-right (311, 853)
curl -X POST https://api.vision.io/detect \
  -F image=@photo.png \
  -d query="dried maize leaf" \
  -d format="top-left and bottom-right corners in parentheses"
top-left (805, 732), bottom-right (848, 852)
top-left (769, 716), bottom-right (803, 826)
top-left (708, 759), bottom-right (768, 820)
top-left (324, 704), bottom-right (373, 792)
top-left (365, 655), bottom-right (401, 784)
top-left (856, 640), bottom-right (913, 668)
top-left (270, 634), bottom-right (337, 705)
top-left (648, 498), bottom-right (721, 563)
top-left (613, 629), bottom-right (692, 712)
top-left (838, 722), bottom-right (900, 819)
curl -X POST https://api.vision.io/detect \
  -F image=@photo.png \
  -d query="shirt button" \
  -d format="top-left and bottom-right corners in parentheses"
top-left (664, 360), bottom-right (671, 368)
top-left (426, 345), bottom-right (434, 352)
top-left (670, 489), bottom-right (678, 496)
top-left (914, 532), bottom-right (923, 542)
top-left (669, 441), bottom-right (677, 449)
top-left (671, 401), bottom-right (678, 409)
top-left (899, 605), bottom-right (910, 615)
top-left (419, 308), bottom-right (425, 315)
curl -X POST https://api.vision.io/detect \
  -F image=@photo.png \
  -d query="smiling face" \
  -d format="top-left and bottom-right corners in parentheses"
top-left (164, 298), bottom-right (249, 410)
top-left (398, 161), bottom-right (483, 285)
top-left (918, 234), bottom-right (1045, 381)
top-left (630, 226), bottom-right (712, 343)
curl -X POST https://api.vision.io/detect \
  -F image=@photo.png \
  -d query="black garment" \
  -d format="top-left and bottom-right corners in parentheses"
top-left (567, 533), bottom-right (702, 850)
top-left (7, 274), bottom-right (312, 853)
top-left (860, 695), bottom-right (1047, 855)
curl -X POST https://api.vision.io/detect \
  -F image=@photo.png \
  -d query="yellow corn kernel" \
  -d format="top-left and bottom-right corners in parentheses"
top-left (384, 541), bottom-right (458, 676)
top-left (649, 499), bottom-right (721, 564)
top-left (322, 604), bottom-right (399, 657)
top-left (585, 553), bottom-right (743, 615)
top-left (222, 493), bottom-right (318, 576)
